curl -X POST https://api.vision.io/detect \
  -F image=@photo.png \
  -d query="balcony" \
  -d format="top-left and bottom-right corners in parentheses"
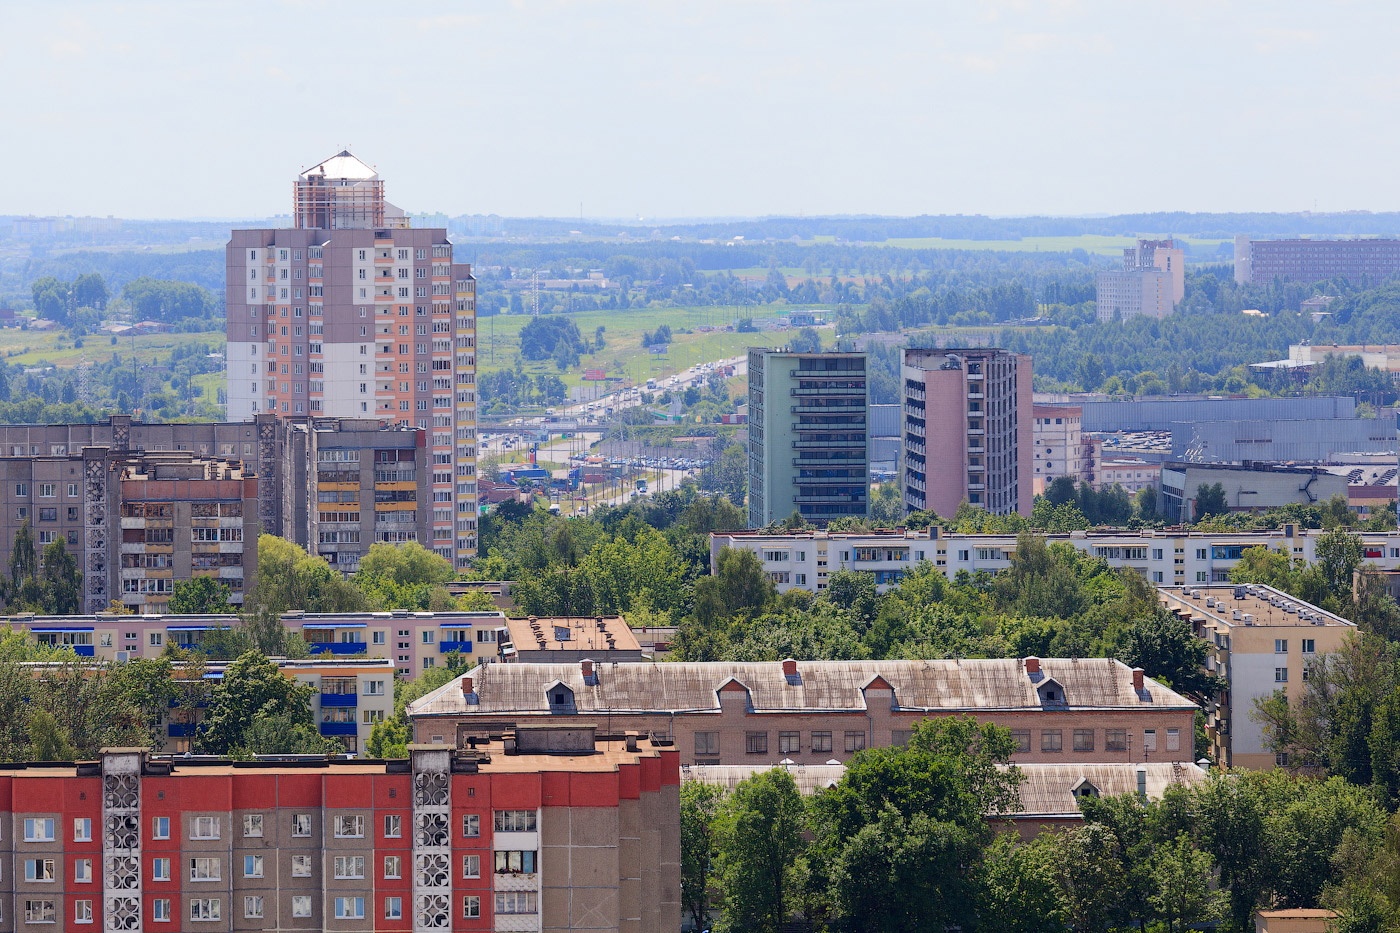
top-left (793, 494), bottom-right (867, 504)
top-left (319, 721), bottom-right (359, 737)
top-left (320, 692), bottom-right (358, 707)
top-left (792, 438), bottom-right (864, 448)
top-left (307, 641), bottom-right (368, 655)
top-left (439, 640), bottom-right (474, 654)
top-left (167, 723), bottom-right (198, 738)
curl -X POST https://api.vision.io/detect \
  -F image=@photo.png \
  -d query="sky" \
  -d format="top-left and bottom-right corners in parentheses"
top-left (3, 0), bottom-right (1400, 220)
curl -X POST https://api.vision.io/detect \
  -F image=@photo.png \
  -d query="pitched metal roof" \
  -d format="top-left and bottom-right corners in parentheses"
top-left (299, 150), bottom-right (377, 181)
top-left (408, 658), bottom-right (1197, 719)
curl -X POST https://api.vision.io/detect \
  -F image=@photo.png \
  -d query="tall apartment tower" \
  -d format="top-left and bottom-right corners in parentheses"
top-left (902, 347), bottom-right (1032, 518)
top-left (1095, 238), bottom-right (1184, 322)
top-left (225, 152), bottom-right (478, 567)
top-left (746, 348), bottom-right (869, 527)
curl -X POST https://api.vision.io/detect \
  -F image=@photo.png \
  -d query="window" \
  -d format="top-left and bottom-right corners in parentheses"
top-left (1302, 638), bottom-right (1316, 654)
top-left (384, 855), bottom-right (401, 879)
top-left (779, 731), bottom-right (800, 754)
top-left (1144, 729), bottom-right (1157, 751)
top-left (694, 731), bottom-right (719, 756)
top-left (845, 731), bottom-right (866, 753)
top-left (384, 814), bottom-right (402, 838)
top-left (494, 810), bottom-right (536, 832)
top-left (292, 895), bottom-right (312, 917)
top-left (243, 855), bottom-right (262, 878)
top-left (812, 731), bottom-right (833, 753)
top-left (1275, 639), bottom-right (1289, 654)
top-left (463, 896), bottom-right (481, 919)
top-left (189, 857), bottom-right (220, 881)
top-left (189, 898), bottom-right (221, 921)
top-left (463, 854), bottom-right (480, 878)
top-left (422, 630), bottom-right (435, 644)
top-left (334, 856), bottom-right (365, 879)
top-left (192, 816), bottom-right (219, 839)
top-left (373, 631), bottom-right (386, 645)
top-left (24, 818), bottom-right (54, 842)
top-left (1275, 667), bottom-right (1289, 683)
top-left (1073, 729), bottom-right (1095, 752)
top-left (334, 897), bottom-right (365, 920)
top-left (38, 484), bottom-right (54, 497)
top-left (1166, 728), bottom-right (1181, 751)
top-left (892, 730), bottom-right (913, 746)
top-left (292, 813), bottom-right (312, 837)
top-left (1276, 752), bottom-right (1291, 767)
top-left (149, 632), bottom-right (162, 647)
top-left (151, 858), bottom-right (170, 882)
top-left (365, 679), bottom-right (386, 696)
top-left (386, 897), bottom-right (403, 920)
top-left (1009, 729), bottom-right (1031, 752)
top-left (745, 732), bottom-right (768, 755)
top-left (291, 856), bottom-right (311, 877)
top-left (73, 818), bottom-right (91, 842)
top-left (463, 814), bottom-right (480, 837)
top-left (334, 814), bottom-right (364, 837)
top-left (242, 814), bottom-right (262, 837)
top-left (244, 896), bottom-right (263, 919)
top-left (1040, 730), bottom-right (1063, 752)
top-left (75, 899), bottom-right (92, 923)
top-left (74, 858), bottom-right (91, 883)
top-left (1106, 729), bottom-right (1128, 752)
top-left (496, 892), bottom-right (538, 915)
top-left (24, 901), bottom-right (55, 923)
top-left (25, 858), bottom-right (55, 882)
top-left (152, 898), bottom-right (171, 922)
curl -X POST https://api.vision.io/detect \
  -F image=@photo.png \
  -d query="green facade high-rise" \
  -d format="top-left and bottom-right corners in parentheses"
top-left (746, 348), bottom-right (869, 527)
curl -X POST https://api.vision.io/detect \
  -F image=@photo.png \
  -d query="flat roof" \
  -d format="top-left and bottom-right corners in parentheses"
top-left (1158, 584), bottom-right (1355, 629)
top-left (504, 616), bottom-right (641, 654)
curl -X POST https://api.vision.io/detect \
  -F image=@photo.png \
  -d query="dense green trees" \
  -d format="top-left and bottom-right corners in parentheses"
top-left (169, 576), bottom-right (232, 614)
top-left (518, 315), bottom-right (584, 362)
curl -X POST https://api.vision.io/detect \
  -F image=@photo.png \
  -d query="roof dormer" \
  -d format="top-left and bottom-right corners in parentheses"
top-left (1036, 677), bottom-right (1066, 707)
top-left (1070, 777), bottom-right (1099, 799)
top-left (544, 680), bottom-right (576, 714)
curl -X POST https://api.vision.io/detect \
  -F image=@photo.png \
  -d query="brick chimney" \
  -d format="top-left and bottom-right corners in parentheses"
top-left (1024, 656), bottom-right (1040, 675)
top-left (1132, 667), bottom-right (1145, 692)
top-left (461, 673), bottom-right (477, 705)
top-left (782, 658), bottom-right (797, 677)
top-left (581, 659), bottom-right (595, 684)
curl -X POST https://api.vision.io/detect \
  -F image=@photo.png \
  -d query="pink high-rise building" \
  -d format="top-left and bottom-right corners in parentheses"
top-left (901, 347), bottom-right (1032, 518)
top-left (225, 152), bottom-right (478, 567)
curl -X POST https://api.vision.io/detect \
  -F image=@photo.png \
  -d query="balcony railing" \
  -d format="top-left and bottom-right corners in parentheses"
top-left (320, 692), bottom-right (358, 707)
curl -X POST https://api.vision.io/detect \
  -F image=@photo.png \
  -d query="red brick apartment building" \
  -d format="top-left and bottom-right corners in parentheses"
top-left (0, 730), bottom-right (678, 932)
top-left (408, 658), bottom-right (1199, 768)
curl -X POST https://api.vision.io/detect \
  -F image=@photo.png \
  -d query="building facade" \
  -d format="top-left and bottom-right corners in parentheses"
top-left (709, 524), bottom-right (1400, 594)
top-left (902, 347), bottom-right (1032, 518)
top-left (225, 152), bottom-right (478, 567)
top-left (1159, 462), bottom-right (1349, 523)
top-left (745, 349), bottom-right (869, 527)
top-left (1158, 584), bottom-right (1356, 769)
top-left (1096, 458), bottom-right (1159, 494)
top-left (408, 658), bottom-right (1198, 769)
top-left (1032, 404), bottom-right (1086, 494)
top-left (1235, 235), bottom-right (1400, 285)
top-left (0, 737), bottom-right (678, 933)
top-left (4, 610), bottom-right (504, 678)
top-left (1095, 239), bottom-right (1184, 322)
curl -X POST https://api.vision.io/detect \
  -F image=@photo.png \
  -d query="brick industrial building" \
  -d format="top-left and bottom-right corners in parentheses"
top-left (225, 152), bottom-right (479, 568)
top-left (407, 658), bottom-right (1198, 768)
top-left (1235, 235), bottom-right (1400, 285)
top-left (0, 735), bottom-right (678, 932)
top-left (901, 347), bottom-right (1032, 518)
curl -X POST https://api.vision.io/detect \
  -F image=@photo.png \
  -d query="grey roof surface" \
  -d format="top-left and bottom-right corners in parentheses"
top-left (409, 658), bottom-right (1196, 719)
top-left (681, 762), bottom-right (1209, 815)
top-left (300, 150), bottom-right (377, 180)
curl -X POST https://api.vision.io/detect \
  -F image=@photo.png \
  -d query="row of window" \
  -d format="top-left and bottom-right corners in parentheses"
top-left (18, 810), bottom-right (531, 842)
top-left (1008, 727), bottom-right (1182, 753)
top-left (16, 893), bottom-right (491, 923)
top-left (711, 730), bottom-right (862, 756)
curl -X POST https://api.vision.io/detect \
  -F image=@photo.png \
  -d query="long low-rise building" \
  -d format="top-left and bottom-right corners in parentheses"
top-left (407, 657), bottom-right (1198, 769)
top-left (0, 734), bottom-right (678, 933)
top-left (4, 609), bottom-right (506, 678)
top-left (709, 524), bottom-right (1400, 594)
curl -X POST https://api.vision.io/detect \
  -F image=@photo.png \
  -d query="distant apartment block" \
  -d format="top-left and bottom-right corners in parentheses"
top-left (902, 347), bottom-right (1031, 518)
top-left (1235, 235), bottom-right (1400, 285)
top-left (226, 151), bottom-right (478, 567)
top-left (710, 523), bottom-right (1400, 593)
top-left (746, 349), bottom-right (869, 526)
top-left (409, 658), bottom-right (1198, 769)
top-left (1159, 584), bottom-right (1355, 769)
top-left (3, 610), bottom-right (504, 678)
top-left (1097, 458), bottom-right (1159, 494)
top-left (1032, 404), bottom-right (1086, 494)
top-left (1095, 238), bottom-right (1184, 321)
top-left (0, 736), bottom-right (679, 933)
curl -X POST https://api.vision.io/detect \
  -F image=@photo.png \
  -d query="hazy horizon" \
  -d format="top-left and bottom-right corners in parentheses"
top-left (5, 1), bottom-right (1399, 220)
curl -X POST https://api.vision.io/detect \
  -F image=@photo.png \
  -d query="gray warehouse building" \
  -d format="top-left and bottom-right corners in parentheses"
top-left (1159, 462), bottom-right (1348, 523)
top-left (1080, 396), bottom-right (1355, 433)
top-left (1170, 418), bottom-right (1397, 462)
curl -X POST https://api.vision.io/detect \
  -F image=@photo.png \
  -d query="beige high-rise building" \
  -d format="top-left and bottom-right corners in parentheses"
top-left (225, 152), bottom-right (478, 567)
top-left (1096, 238), bottom-right (1184, 321)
